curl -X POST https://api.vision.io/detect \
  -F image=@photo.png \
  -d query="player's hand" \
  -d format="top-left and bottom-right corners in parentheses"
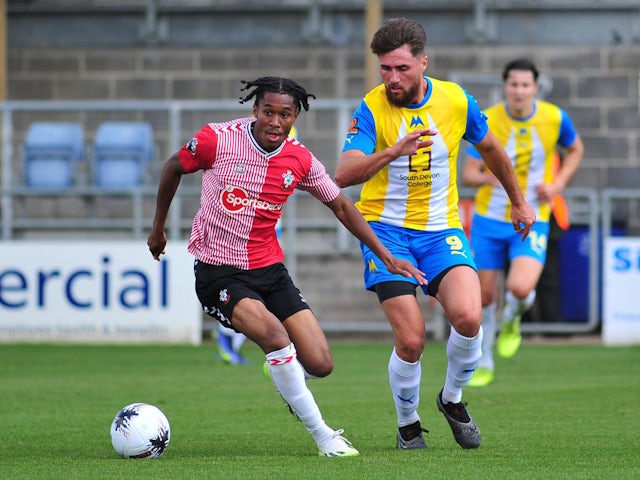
top-left (147, 230), bottom-right (167, 261)
top-left (511, 203), bottom-right (536, 241)
top-left (385, 258), bottom-right (427, 286)
top-left (394, 129), bottom-right (438, 158)
top-left (536, 182), bottom-right (559, 204)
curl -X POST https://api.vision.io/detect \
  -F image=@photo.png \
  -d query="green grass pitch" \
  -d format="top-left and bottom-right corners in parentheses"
top-left (1, 340), bottom-right (639, 479)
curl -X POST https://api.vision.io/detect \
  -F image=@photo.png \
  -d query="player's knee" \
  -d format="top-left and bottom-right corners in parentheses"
top-left (303, 356), bottom-right (334, 378)
top-left (396, 334), bottom-right (425, 362)
top-left (253, 328), bottom-right (291, 353)
top-left (507, 284), bottom-right (532, 300)
top-left (480, 290), bottom-right (496, 307)
top-left (451, 312), bottom-right (481, 338)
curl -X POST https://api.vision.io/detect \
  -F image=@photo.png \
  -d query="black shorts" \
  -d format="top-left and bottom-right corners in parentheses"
top-left (193, 260), bottom-right (310, 330)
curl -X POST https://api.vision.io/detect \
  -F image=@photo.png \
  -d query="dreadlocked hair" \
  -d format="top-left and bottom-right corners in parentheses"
top-left (239, 77), bottom-right (316, 112)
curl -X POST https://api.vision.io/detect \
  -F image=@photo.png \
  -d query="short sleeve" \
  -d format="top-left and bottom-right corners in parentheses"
top-left (178, 124), bottom-right (219, 173)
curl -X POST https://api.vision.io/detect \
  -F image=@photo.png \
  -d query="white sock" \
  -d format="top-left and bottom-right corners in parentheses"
top-left (523, 290), bottom-right (536, 312)
top-left (265, 344), bottom-right (333, 443)
top-left (216, 322), bottom-right (234, 337)
top-left (479, 304), bottom-right (496, 371)
top-left (388, 348), bottom-right (421, 427)
top-left (502, 290), bottom-right (518, 323)
top-left (231, 332), bottom-right (246, 353)
top-left (503, 290), bottom-right (536, 323)
top-left (443, 327), bottom-right (483, 404)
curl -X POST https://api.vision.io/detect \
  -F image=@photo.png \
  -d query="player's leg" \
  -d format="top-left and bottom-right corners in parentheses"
top-left (215, 322), bottom-right (235, 363)
top-left (504, 256), bottom-right (544, 310)
top-left (360, 223), bottom-right (427, 449)
top-left (195, 261), bottom-right (249, 365)
top-left (194, 261), bottom-right (357, 456)
top-left (282, 309), bottom-right (333, 378)
top-left (379, 287), bottom-right (428, 449)
top-left (234, 299), bottom-right (358, 456)
top-left (230, 330), bottom-right (247, 355)
top-left (468, 214), bottom-right (509, 381)
top-left (498, 221), bottom-right (549, 358)
top-left (434, 265), bottom-right (483, 448)
top-left (215, 322), bottom-right (249, 365)
top-left (419, 228), bottom-right (483, 401)
top-left (435, 265), bottom-right (483, 394)
top-left (262, 267), bottom-right (334, 379)
top-left (468, 268), bottom-right (500, 386)
top-left (233, 299), bottom-right (324, 426)
top-left (497, 257), bottom-right (543, 358)
top-left (280, 309), bottom-right (358, 456)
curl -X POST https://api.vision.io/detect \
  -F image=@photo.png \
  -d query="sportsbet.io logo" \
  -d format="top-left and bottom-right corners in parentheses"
top-left (219, 185), bottom-right (284, 213)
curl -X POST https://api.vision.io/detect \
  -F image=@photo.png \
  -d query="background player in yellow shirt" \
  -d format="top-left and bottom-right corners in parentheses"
top-left (335, 18), bottom-right (535, 450)
top-left (462, 59), bottom-right (583, 386)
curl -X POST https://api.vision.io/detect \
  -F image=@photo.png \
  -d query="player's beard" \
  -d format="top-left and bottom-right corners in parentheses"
top-left (385, 80), bottom-right (422, 107)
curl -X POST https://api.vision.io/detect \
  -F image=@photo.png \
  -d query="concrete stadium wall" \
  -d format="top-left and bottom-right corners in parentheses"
top-left (8, 44), bottom-right (640, 194)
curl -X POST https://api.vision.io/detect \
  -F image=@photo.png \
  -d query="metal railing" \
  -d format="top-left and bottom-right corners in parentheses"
top-left (602, 188), bottom-right (639, 238)
top-left (0, 99), bottom-right (359, 241)
top-left (520, 187), bottom-right (601, 334)
top-left (0, 100), bottom-right (614, 335)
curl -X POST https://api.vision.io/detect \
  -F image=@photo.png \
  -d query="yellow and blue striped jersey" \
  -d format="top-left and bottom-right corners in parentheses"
top-left (343, 77), bottom-right (488, 231)
top-left (289, 124), bottom-right (298, 140)
top-left (466, 100), bottom-right (578, 222)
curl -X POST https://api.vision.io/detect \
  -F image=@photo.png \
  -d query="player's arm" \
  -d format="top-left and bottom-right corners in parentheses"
top-left (537, 135), bottom-right (584, 203)
top-left (461, 153), bottom-right (499, 187)
top-left (147, 153), bottom-right (187, 260)
top-left (474, 130), bottom-right (536, 239)
top-left (324, 192), bottom-right (427, 285)
top-left (334, 128), bottom-right (436, 188)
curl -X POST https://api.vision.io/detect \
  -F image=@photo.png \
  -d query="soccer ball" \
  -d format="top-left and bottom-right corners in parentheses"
top-left (110, 403), bottom-right (171, 459)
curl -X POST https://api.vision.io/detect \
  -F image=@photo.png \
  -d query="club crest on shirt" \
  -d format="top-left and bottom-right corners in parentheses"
top-left (410, 115), bottom-right (425, 128)
top-left (347, 118), bottom-right (359, 134)
top-left (186, 137), bottom-right (198, 155)
top-left (281, 170), bottom-right (295, 190)
top-left (219, 288), bottom-right (230, 304)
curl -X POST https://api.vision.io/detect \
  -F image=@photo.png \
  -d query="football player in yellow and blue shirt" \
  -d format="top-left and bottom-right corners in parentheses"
top-left (463, 58), bottom-right (583, 386)
top-left (335, 18), bottom-right (535, 451)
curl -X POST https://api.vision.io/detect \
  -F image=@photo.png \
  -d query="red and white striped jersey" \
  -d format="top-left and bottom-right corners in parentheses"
top-left (178, 117), bottom-right (340, 269)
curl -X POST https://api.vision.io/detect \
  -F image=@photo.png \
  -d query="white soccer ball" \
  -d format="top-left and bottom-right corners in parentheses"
top-left (110, 403), bottom-right (171, 459)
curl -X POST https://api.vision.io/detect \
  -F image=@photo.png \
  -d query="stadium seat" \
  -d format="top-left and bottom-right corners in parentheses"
top-left (22, 122), bottom-right (85, 188)
top-left (93, 121), bottom-right (154, 188)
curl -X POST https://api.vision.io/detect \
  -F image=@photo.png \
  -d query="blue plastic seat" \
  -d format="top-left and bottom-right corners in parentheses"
top-left (22, 122), bottom-right (84, 188)
top-left (93, 122), bottom-right (154, 188)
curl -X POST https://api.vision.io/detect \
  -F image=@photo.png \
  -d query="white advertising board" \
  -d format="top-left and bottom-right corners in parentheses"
top-left (0, 241), bottom-right (201, 344)
top-left (603, 237), bottom-right (640, 346)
